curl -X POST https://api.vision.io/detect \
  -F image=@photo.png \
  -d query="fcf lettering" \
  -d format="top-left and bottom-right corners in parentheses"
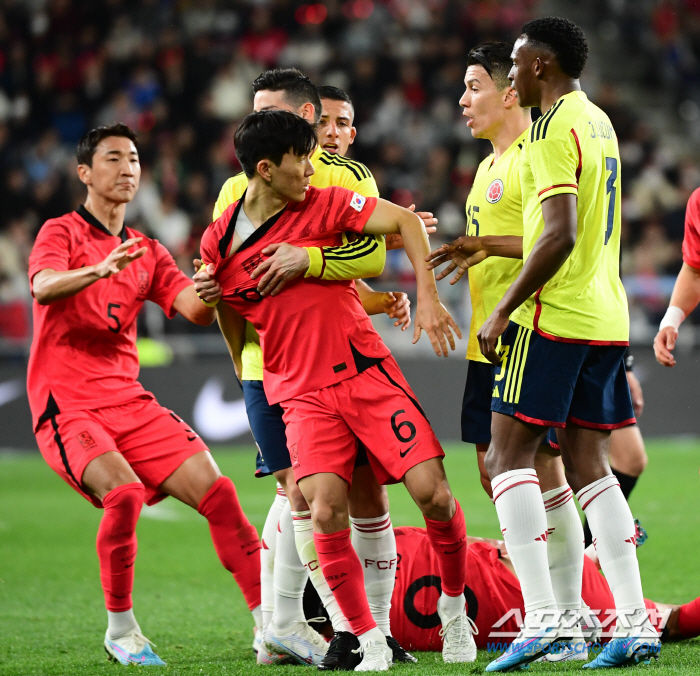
top-left (364, 558), bottom-right (398, 570)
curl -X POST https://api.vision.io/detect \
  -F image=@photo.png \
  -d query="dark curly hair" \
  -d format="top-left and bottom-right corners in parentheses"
top-left (466, 41), bottom-right (514, 90)
top-left (252, 68), bottom-right (322, 123)
top-left (521, 16), bottom-right (589, 79)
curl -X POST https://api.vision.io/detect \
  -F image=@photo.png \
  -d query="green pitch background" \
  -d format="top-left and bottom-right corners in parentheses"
top-left (1, 440), bottom-right (699, 675)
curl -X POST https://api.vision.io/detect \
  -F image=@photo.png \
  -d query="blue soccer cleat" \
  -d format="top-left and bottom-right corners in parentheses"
top-left (485, 623), bottom-right (563, 672)
top-left (104, 630), bottom-right (166, 666)
top-left (583, 634), bottom-right (660, 669)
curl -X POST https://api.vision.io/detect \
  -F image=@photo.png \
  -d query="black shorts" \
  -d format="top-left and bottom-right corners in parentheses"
top-left (242, 379), bottom-right (369, 478)
top-left (461, 360), bottom-right (493, 445)
top-left (491, 322), bottom-right (635, 429)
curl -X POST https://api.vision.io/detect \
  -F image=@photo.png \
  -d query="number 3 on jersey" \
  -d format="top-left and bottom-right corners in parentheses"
top-left (604, 157), bottom-right (617, 245)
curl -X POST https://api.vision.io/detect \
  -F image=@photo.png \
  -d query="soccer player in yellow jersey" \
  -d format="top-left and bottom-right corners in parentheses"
top-left (199, 69), bottom-right (424, 668)
top-left (443, 18), bottom-right (660, 670)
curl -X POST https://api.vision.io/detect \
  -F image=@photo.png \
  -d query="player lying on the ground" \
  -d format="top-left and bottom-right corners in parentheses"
top-left (304, 526), bottom-right (700, 654)
top-left (27, 124), bottom-right (262, 667)
top-left (198, 69), bottom-right (423, 669)
top-left (199, 109), bottom-right (470, 672)
top-left (428, 40), bottom-right (649, 557)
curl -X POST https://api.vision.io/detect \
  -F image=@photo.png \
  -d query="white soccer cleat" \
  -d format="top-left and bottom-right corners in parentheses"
top-left (256, 642), bottom-right (295, 665)
top-left (104, 630), bottom-right (166, 666)
top-left (263, 619), bottom-right (328, 666)
top-left (544, 621), bottom-right (588, 662)
top-left (353, 638), bottom-right (393, 672)
top-left (437, 597), bottom-right (478, 663)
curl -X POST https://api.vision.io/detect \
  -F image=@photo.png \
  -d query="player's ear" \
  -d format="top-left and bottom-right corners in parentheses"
top-left (256, 159), bottom-right (274, 183)
top-left (76, 163), bottom-right (91, 186)
top-left (503, 86), bottom-right (519, 109)
top-left (300, 102), bottom-right (316, 123)
top-left (349, 126), bottom-right (357, 145)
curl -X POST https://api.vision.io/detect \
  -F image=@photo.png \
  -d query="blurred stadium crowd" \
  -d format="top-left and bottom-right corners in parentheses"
top-left (1, 0), bottom-right (700, 348)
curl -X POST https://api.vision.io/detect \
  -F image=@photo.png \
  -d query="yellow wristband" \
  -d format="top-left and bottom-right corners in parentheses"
top-left (305, 247), bottom-right (323, 278)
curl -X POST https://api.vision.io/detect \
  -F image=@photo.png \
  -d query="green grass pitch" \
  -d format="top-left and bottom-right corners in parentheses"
top-left (1, 440), bottom-right (700, 675)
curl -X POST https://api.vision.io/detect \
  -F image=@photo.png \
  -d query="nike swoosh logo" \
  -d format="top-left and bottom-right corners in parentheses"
top-left (187, 435), bottom-right (198, 442)
top-left (400, 442), bottom-right (418, 458)
top-left (246, 548), bottom-right (261, 555)
top-left (444, 542), bottom-right (466, 555)
top-left (192, 377), bottom-right (250, 441)
top-left (330, 581), bottom-right (347, 592)
top-left (124, 563), bottom-right (134, 568)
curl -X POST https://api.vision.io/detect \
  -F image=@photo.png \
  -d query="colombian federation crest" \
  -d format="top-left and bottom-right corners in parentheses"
top-left (486, 178), bottom-right (504, 204)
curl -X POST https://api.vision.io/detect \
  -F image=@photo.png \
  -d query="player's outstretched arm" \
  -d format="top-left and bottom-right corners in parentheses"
top-left (385, 204), bottom-right (438, 250)
top-left (32, 238), bottom-right (148, 305)
top-left (478, 193), bottom-right (577, 364)
top-left (426, 235), bottom-right (524, 285)
top-left (363, 199), bottom-right (461, 356)
top-left (654, 263), bottom-right (700, 367)
top-left (355, 279), bottom-right (411, 330)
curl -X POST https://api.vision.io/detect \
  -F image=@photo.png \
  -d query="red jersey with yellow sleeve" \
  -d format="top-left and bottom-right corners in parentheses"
top-left (27, 206), bottom-right (192, 430)
top-left (200, 186), bottom-right (390, 404)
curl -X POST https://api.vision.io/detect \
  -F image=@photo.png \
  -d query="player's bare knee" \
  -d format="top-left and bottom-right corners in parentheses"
top-left (310, 501), bottom-right (349, 533)
top-left (286, 483), bottom-right (309, 512)
top-left (414, 481), bottom-right (455, 521)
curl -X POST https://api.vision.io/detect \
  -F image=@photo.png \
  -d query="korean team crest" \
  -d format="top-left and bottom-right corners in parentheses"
top-left (350, 192), bottom-right (366, 212)
top-left (486, 178), bottom-right (504, 204)
top-left (138, 270), bottom-right (149, 295)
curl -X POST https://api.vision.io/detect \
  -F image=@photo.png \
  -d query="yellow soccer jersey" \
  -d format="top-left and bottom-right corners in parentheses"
top-left (465, 132), bottom-right (527, 363)
top-left (212, 146), bottom-right (384, 381)
top-left (512, 91), bottom-right (628, 343)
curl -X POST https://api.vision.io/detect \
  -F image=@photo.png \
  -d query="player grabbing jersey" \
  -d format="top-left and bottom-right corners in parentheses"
top-left (200, 110), bottom-right (471, 672)
top-left (27, 125), bottom-right (262, 666)
top-left (198, 70), bottom-right (421, 668)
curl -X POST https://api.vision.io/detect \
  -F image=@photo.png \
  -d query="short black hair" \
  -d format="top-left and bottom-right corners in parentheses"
top-left (466, 41), bottom-right (514, 90)
top-left (317, 85), bottom-right (354, 108)
top-left (521, 16), bottom-right (589, 79)
top-left (234, 110), bottom-right (317, 178)
top-left (77, 124), bottom-right (138, 166)
top-left (252, 68), bottom-right (322, 123)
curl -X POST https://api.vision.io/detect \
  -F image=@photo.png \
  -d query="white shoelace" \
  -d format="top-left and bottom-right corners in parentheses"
top-left (439, 614), bottom-right (478, 650)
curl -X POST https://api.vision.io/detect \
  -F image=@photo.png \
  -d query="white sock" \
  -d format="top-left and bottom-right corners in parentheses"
top-left (251, 604), bottom-right (263, 630)
top-left (350, 513), bottom-right (396, 636)
top-left (438, 592), bottom-right (466, 619)
top-left (358, 625), bottom-right (386, 648)
top-left (260, 488), bottom-right (287, 632)
top-left (293, 510), bottom-right (351, 633)
top-left (577, 476), bottom-right (647, 628)
top-left (491, 469), bottom-right (557, 613)
top-left (106, 608), bottom-right (139, 640)
top-left (543, 484), bottom-right (583, 611)
top-left (273, 502), bottom-right (308, 628)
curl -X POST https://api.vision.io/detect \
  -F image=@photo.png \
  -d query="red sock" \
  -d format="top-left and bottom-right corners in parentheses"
top-left (678, 597), bottom-right (700, 638)
top-left (198, 476), bottom-right (261, 611)
top-left (314, 528), bottom-right (376, 636)
top-left (97, 483), bottom-right (144, 612)
top-left (424, 500), bottom-right (467, 597)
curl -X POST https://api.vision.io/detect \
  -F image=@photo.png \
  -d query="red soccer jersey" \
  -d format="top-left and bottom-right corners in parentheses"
top-left (682, 187), bottom-right (700, 269)
top-left (199, 186), bottom-right (390, 404)
top-left (390, 527), bottom-right (661, 650)
top-left (27, 206), bottom-right (192, 430)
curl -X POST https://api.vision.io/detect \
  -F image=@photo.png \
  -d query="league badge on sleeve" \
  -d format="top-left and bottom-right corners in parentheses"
top-left (486, 179), bottom-right (504, 204)
top-left (350, 192), bottom-right (367, 212)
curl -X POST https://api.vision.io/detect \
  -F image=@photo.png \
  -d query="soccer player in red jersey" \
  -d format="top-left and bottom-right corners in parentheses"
top-left (654, 187), bottom-right (700, 367)
top-left (27, 124), bottom-right (262, 666)
top-left (199, 110), bottom-right (471, 671)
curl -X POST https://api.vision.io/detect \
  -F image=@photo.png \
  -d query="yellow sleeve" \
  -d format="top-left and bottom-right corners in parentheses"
top-left (304, 160), bottom-right (383, 279)
top-left (213, 173), bottom-right (249, 220)
top-left (305, 232), bottom-right (386, 280)
top-left (529, 132), bottom-right (580, 203)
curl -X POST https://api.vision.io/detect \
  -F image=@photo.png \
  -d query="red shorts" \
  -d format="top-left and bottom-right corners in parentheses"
top-left (281, 356), bottom-right (444, 486)
top-left (35, 395), bottom-right (208, 508)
